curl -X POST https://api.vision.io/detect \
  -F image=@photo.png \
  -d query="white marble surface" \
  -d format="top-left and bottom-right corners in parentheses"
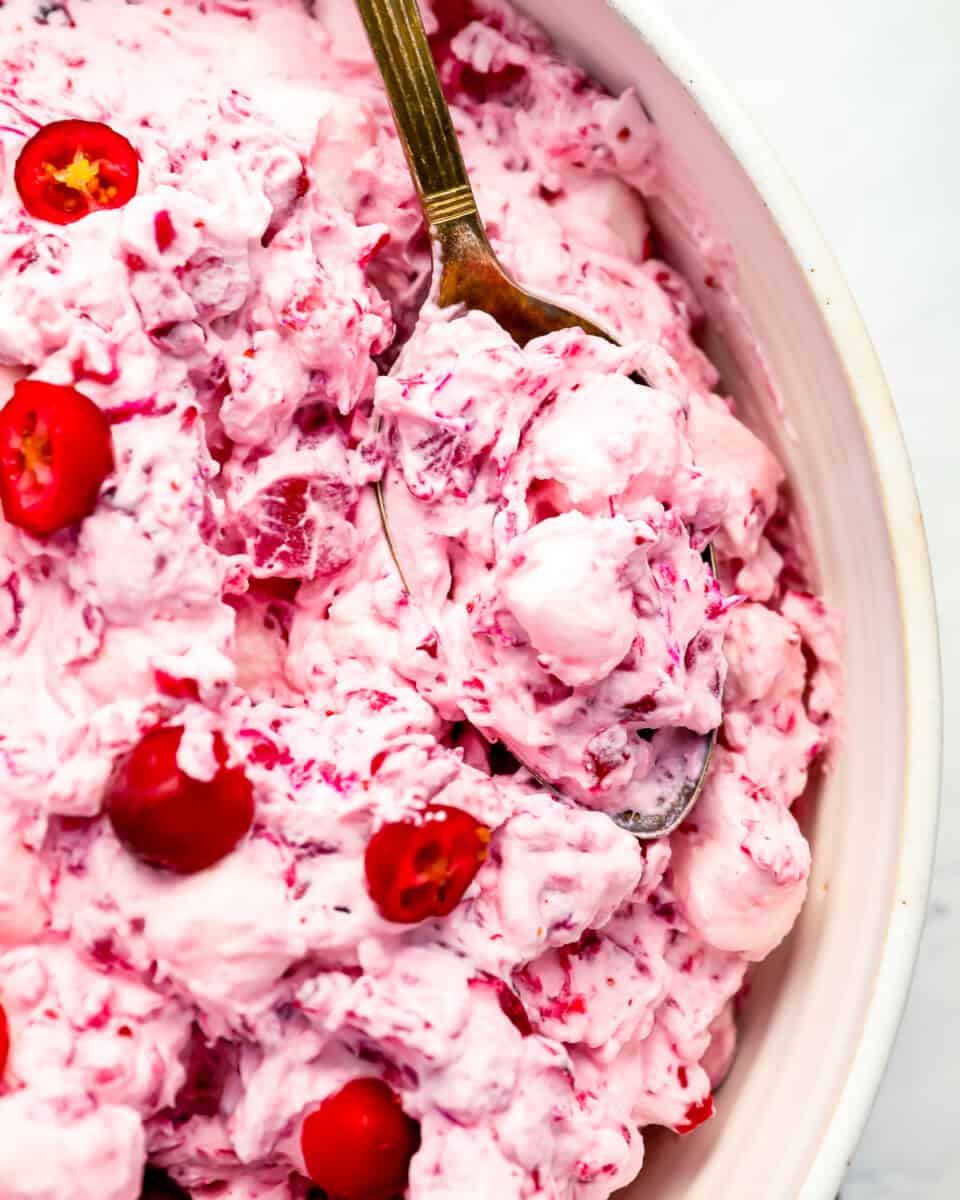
top-left (662, 1), bottom-right (959, 1195)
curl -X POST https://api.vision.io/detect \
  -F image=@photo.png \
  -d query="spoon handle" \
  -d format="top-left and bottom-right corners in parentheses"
top-left (355, 0), bottom-right (480, 230)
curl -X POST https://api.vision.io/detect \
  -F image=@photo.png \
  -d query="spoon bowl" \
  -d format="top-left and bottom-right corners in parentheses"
top-left (357, 0), bottom-right (717, 838)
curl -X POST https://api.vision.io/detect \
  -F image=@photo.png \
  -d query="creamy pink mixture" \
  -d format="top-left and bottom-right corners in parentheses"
top-left (0, 1), bottom-right (840, 1197)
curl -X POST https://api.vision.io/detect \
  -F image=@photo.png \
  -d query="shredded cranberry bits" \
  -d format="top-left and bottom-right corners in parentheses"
top-left (106, 726), bottom-right (254, 874)
top-left (301, 1077), bottom-right (420, 1200)
top-left (364, 803), bottom-right (491, 923)
top-left (0, 1003), bottom-right (9, 1076)
top-left (674, 1092), bottom-right (715, 1135)
top-left (0, 380), bottom-right (114, 537)
top-left (14, 119), bottom-right (138, 224)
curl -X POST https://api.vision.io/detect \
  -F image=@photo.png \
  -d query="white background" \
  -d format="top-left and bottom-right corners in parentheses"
top-left (664, 2), bottom-right (959, 1196)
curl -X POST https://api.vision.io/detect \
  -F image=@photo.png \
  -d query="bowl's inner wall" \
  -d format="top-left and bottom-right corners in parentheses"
top-left (512, 2), bottom-right (907, 1197)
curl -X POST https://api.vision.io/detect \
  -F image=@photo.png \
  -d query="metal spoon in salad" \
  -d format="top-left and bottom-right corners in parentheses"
top-left (356, 0), bottom-right (717, 838)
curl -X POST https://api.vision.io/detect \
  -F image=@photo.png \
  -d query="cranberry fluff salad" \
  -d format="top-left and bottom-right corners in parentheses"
top-left (0, 1), bottom-right (841, 1198)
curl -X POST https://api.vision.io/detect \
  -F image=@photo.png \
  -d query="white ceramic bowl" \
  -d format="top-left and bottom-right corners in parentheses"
top-left (511, 2), bottom-right (942, 1197)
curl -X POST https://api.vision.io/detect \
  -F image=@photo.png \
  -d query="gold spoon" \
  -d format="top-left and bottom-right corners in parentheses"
top-left (356, 0), bottom-right (716, 838)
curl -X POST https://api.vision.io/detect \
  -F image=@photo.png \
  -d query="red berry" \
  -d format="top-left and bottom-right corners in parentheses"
top-left (139, 1167), bottom-right (190, 1199)
top-left (301, 1077), bottom-right (420, 1200)
top-left (364, 804), bottom-right (490, 923)
top-left (15, 119), bottom-right (139, 225)
top-left (106, 726), bottom-right (254, 874)
top-left (0, 380), bottom-right (114, 537)
top-left (0, 1003), bottom-right (9, 1076)
top-left (674, 1092), bottom-right (715, 1135)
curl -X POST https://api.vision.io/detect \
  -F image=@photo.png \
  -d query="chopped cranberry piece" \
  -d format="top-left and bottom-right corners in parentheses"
top-left (0, 380), bottom-right (114, 537)
top-left (364, 804), bottom-right (490, 923)
top-left (496, 981), bottom-right (533, 1035)
top-left (154, 671), bottom-right (200, 701)
top-left (154, 210), bottom-right (176, 251)
top-left (238, 475), bottom-right (357, 580)
top-left (106, 726), bottom-right (254, 874)
top-left (674, 1092), bottom-right (715, 1134)
top-left (584, 735), bottom-right (630, 783)
top-left (469, 973), bottom-right (533, 1036)
top-left (15, 119), bottom-right (139, 225)
top-left (416, 630), bottom-right (439, 658)
top-left (139, 1167), bottom-right (190, 1199)
top-left (301, 1077), bottom-right (420, 1200)
top-left (0, 1002), bottom-right (8, 1076)
top-left (247, 575), bottom-right (301, 603)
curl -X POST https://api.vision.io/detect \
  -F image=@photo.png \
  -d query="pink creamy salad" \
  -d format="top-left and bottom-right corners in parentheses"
top-left (0, 1), bottom-right (840, 1197)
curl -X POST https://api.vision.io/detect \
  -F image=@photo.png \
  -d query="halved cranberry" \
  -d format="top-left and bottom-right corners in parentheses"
top-left (674, 1092), bottom-right (715, 1135)
top-left (15, 119), bottom-right (139, 225)
top-left (301, 1077), bottom-right (420, 1200)
top-left (0, 380), bottom-right (114, 537)
top-left (364, 804), bottom-right (490, 923)
top-left (139, 1167), bottom-right (190, 1200)
top-left (0, 1003), bottom-right (9, 1076)
top-left (106, 726), bottom-right (254, 874)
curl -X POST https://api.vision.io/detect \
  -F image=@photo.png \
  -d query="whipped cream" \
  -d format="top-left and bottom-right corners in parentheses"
top-left (0, 1), bottom-right (839, 1197)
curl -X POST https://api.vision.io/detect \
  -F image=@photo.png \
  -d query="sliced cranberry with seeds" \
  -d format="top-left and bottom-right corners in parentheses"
top-left (15, 119), bottom-right (138, 225)
top-left (247, 575), bottom-right (301, 604)
top-left (301, 1077), bottom-right (420, 1200)
top-left (106, 726), bottom-right (254, 874)
top-left (0, 380), bottom-right (114, 537)
top-left (674, 1092), bottom-right (715, 1135)
top-left (365, 804), bottom-right (490, 923)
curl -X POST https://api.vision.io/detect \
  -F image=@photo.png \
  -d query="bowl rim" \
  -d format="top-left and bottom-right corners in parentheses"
top-left (604, 1), bottom-right (943, 1194)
